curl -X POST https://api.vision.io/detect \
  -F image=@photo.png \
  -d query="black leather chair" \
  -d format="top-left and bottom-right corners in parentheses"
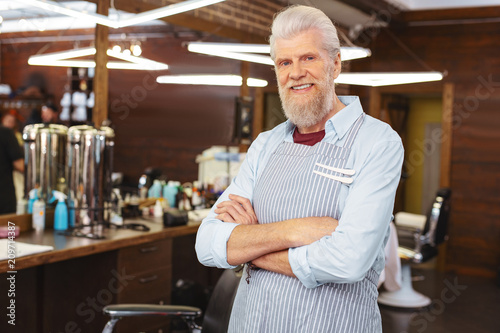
top-left (102, 268), bottom-right (241, 333)
top-left (378, 188), bottom-right (451, 308)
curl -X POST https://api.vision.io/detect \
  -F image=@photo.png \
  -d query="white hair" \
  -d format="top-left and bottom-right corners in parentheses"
top-left (269, 5), bottom-right (340, 61)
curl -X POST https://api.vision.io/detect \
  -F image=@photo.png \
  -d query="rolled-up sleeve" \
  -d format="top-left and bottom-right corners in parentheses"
top-left (289, 138), bottom-right (404, 288)
top-left (196, 216), bottom-right (239, 269)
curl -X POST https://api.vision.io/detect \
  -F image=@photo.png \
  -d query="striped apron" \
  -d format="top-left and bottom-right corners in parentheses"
top-left (228, 114), bottom-right (382, 333)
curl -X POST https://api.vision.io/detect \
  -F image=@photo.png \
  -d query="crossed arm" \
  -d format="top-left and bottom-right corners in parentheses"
top-left (214, 194), bottom-right (338, 277)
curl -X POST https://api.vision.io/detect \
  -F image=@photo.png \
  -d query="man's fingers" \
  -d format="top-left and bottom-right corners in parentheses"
top-left (216, 213), bottom-right (235, 223)
top-left (228, 194), bottom-right (251, 207)
top-left (228, 194), bottom-right (258, 223)
top-left (216, 203), bottom-right (252, 224)
top-left (217, 200), bottom-right (247, 218)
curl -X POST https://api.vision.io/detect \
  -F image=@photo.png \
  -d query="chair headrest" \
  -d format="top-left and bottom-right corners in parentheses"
top-left (394, 212), bottom-right (426, 230)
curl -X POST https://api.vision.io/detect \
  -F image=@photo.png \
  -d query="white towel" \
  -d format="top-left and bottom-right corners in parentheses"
top-left (378, 222), bottom-right (402, 291)
top-left (60, 92), bottom-right (72, 121)
top-left (0, 239), bottom-right (54, 261)
top-left (72, 91), bottom-right (88, 121)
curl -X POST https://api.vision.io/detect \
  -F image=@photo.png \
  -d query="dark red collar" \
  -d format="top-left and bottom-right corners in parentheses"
top-left (293, 127), bottom-right (325, 146)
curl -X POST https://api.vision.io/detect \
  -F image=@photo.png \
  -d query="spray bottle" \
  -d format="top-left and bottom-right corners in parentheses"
top-left (52, 191), bottom-right (69, 231)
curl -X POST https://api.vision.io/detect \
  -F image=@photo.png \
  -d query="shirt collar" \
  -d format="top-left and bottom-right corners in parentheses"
top-left (284, 96), bottom-right (364, 139)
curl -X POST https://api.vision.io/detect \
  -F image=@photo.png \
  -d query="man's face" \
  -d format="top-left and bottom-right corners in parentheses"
top-left (274, 29), bottom-right (341, 130)
top-left (41, 106), bottom-right (56, 122)
top-left (2, 114), bottom-right (16, 129)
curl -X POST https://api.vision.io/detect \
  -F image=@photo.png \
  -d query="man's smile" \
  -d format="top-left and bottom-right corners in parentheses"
top-left (291, 83), bottom-right (314, 91)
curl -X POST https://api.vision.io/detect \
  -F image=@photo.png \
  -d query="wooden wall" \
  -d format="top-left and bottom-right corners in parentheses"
top-left (350, 22), bottom-right (500, 278)
top-left (0, 29), bottom-right (277, 187)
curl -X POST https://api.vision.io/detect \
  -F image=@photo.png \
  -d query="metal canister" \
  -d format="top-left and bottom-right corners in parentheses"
top-left (67, 125), bottom-right (115, 228)
top-left (23, 124), bottom-right (68, 202)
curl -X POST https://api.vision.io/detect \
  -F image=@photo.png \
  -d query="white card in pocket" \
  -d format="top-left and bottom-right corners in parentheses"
top-left (313, 163), bottom-right (355, 184)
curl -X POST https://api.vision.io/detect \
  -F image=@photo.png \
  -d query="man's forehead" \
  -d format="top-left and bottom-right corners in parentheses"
top-left (275, 41), bottom-right (324, 60)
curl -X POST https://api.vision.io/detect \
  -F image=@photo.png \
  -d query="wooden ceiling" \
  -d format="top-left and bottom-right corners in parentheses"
top-left (2, 0), bottom-right (500, 43)
top-left (85, 0), bottom-right (283, 43)
top-left (98, 0), bottom-right (500, 41)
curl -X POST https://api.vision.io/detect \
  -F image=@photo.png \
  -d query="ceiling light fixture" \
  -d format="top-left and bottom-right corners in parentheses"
top-left (28, 47), bottom-right (169, 71)
top-left (185, 42), bottom-right (444, 86)
top-left (186, 42), bottom-right (372, 64)
top-left (156, 74), bottom-right (268, 87)
top-left (336, 72), bottom-right (444, 87)
top-left (17, 0), bottom-right (226, 28)
top-left (131, 43), bottom-right (142, 57)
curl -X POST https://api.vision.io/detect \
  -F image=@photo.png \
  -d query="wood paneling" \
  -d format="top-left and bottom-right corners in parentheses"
top-left (440, 83), bottom-right (453, 188)
top-left (351, 22), bottom-right (500, 277)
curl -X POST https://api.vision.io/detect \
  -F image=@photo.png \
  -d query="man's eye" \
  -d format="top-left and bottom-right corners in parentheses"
top-left (306, 56), bottom-right (314, 61)
top-left (280, 61), bottom-right (290, 67)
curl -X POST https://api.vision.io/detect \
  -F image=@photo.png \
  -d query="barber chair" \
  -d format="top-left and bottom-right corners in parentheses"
top-left (102, 268), bottom-right (241, 333)
top-left (378, 188), bottom-right (451, 308)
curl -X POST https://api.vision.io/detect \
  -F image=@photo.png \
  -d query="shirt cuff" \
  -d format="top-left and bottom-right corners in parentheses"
top-left (289, 246), bottom-right (319, 289)
top-left (211, 221), bottom-right (239, 269)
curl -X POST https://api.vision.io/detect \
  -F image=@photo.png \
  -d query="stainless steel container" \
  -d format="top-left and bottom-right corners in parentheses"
top-left (23, 124), bottom-right (68, 202)
top-left (67, 125), bottom-right (114, 228)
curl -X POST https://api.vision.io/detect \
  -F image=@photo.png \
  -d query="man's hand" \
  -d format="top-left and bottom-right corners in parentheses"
top-left (226, 216), bottom-right (338, 266)
top-left (287, 216), bottom-right (339, 248)
top-left (214, 195), bottom-right (338, 266)
top-left (252, 250), bottom-right (295, 277)
top-left (214, 194), bottom-right (258, 225)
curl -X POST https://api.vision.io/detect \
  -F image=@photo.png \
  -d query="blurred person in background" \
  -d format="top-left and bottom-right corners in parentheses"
top-left (24, 102), bottom-right (60, 127)
top-left (2, 109), bottom-right (23, 144)
top-left (1, 109), bottom-right (25, 203)
top-left (0, 114), bottom-right (24, 214)
top-left (41, 102), bottom-right (60, 124)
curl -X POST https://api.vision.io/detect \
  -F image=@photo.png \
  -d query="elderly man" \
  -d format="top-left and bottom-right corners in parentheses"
top-left (196, 5), bottom-right (403, 332)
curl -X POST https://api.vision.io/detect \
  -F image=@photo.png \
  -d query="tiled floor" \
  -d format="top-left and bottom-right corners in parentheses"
top-left (380, 267), bottom-right (500, 333)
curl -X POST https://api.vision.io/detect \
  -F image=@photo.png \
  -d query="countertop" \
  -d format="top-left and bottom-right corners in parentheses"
top-left (0, 217), bottom-right (201, 273)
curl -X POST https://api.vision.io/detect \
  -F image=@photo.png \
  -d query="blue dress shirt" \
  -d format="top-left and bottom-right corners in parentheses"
top-left (195, 96), bottom-right (404, 288)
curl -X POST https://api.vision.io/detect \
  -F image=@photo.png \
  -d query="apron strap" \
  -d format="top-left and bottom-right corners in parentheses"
top-left (343, 113), bottom-right (365, 150)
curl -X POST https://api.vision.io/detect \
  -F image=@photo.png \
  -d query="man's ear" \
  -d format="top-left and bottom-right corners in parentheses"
top-left (333, 53), bottom-right (342, 79)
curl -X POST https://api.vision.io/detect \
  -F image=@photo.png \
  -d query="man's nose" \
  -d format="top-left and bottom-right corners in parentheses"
top-left (289, 63), bottom-right (306, 80)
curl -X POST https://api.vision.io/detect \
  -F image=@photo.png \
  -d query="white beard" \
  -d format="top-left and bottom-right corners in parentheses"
top-left (278, 62), bottom-right (336, 129)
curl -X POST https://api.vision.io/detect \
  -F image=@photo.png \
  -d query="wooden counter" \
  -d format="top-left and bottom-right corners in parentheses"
top-left (0, 217), bottom-right (200, 273)
top-left (0, 218), bottom-right (211, 333)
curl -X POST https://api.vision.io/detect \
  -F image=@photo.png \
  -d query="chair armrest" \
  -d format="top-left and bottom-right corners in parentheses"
top-left (103, 304), bottom-right (202, 318)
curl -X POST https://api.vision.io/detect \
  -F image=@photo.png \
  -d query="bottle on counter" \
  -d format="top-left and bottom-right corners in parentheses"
top-left (163, 180), bottom-right (179, 208)
top-left (32, 191), bottom-right (46, 232)
top-left (154, 199), bottom-right (164, 217)
top-left (16, 197), bottom-right (27, 215)
top-left (52, 191), bottom-right (69, 231)
top-left (177, 184), bottom-right (192, 211)
top-left (148, 179), bottom-right (162, 198)
top-left (191, 186), bottom-right (202, 209)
